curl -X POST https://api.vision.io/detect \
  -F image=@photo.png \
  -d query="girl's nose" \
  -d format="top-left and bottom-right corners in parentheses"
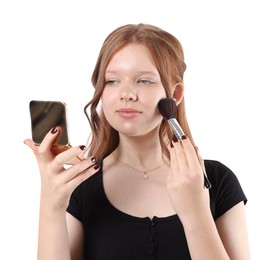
top-left (120, 83), bottom-right (138, 102)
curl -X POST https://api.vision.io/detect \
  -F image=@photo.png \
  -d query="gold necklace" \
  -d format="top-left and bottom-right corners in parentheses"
top-left (112, 153), bottom-right (164, 180)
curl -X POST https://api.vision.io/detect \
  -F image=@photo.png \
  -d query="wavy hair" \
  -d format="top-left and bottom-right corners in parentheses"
top-left (84, 23), bottom-right (195, 161)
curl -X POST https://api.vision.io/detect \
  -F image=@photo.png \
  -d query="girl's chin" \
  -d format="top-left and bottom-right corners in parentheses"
top-left (115, 125), bottom-right (161, 138)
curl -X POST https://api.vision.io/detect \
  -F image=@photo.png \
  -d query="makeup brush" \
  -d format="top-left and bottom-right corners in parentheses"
top-left (158, 98), bottom-right (211, 189)
top-left (158, 98), bottom-right (185, 140)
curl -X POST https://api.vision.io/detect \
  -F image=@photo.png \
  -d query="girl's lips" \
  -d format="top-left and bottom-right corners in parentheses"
top-left (116, 108), bottom-right (142, 119)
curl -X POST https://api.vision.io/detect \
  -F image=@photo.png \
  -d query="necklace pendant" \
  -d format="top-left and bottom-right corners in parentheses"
top-left (143, 172), bottom-right (149, 180)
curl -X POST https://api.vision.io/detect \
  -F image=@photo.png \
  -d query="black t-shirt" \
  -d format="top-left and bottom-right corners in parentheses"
top-left (67, 160), bottom-right (247, 260)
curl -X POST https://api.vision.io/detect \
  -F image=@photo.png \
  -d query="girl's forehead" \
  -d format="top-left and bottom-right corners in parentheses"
top-left (106, 44), bottom-right (157, 73)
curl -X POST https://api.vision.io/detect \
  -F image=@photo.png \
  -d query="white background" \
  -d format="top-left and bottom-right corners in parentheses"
top-left (1, 0), bottom-right (279, 259)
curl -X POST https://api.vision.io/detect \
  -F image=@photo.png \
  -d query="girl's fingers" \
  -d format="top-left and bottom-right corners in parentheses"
top-left (34, 127), bottom-right (62, 162)
top-left (63, 157), bottom-right (100, 189)
top-left (25, 127), bottom-right (84, 166)
top-left (24, 138), bottom-right (39, 155)
top-left (66, 154), bottom-right (85, 165)
top-left (179, 136), bottom-right (200, 168)
top-left (169, 142), bottom-right (179, 179)
top-left (170, 137), bottom-right (205, 186)
top-left (171, 139), bottom-right (188, 177)
top-left (47, 145), bottom-right (86, 170)
top-left (24, 127), bottom-right (63, 156)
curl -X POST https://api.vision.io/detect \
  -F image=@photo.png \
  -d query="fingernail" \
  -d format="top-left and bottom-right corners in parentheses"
top-left (172, 135), bottom-right (178, 143)
top-left (182, 135), bottom-right (187, 140)
top-left (79, 145), bottom-right (86, 151)
top-left (51, 127), bottom-right (58, 134)
top-left (94, 164), bottom-right (100, 170)
top-left (170, 142), bottom-right (174, 148)
top-left (92, 158), bottom-right (100, 170)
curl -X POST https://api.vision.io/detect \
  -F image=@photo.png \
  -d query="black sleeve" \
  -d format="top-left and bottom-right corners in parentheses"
top-left (66, 168), bottom-right (103, 222)
top-left (66, 184), bottom-right (83, 222)
top-left (205, 160), bottom-right (248, 220)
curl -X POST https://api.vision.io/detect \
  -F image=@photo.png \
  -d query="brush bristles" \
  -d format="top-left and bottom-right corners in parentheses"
top-left (158, 98), bottom-right (177, 120)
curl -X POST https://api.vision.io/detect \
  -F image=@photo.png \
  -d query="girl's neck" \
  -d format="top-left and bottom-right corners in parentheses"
top-left (115, 134), bottom-right (164, 169)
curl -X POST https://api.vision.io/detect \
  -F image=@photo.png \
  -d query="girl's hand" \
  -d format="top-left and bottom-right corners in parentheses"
top-left (167, 136), bottom-right (210, 221)
top-left (24, 127), bottom-right (99, 212)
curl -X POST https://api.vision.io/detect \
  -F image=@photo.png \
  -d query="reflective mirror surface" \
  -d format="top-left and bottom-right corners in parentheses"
top-left (29, 100), bottom-right (69, 146)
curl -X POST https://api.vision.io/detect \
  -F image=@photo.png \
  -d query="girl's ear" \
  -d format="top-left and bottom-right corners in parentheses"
top-left (172, 83), bottom-right (184, 105)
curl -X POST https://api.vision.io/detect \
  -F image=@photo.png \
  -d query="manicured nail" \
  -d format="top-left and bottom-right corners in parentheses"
top-left (51, 127), bottom-right (58, 134)
top-left (170, 142), bottom-right (174, 148)
top-left (92, 158), bottom-right (100, 170)
top-left (79, 145), bottom-right (86, 151)
top-left (182, 135), bottom-right (187, 140)
top-left (94, 164), bottom-right (100, 170)
top-left (172, 136), bottom-right (178, 143)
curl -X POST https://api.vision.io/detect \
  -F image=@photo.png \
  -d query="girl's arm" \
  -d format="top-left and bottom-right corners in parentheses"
top-left (168, 137), bottom-right (250, 259)
top-left (215, 202), bottom-right (250, 259)
top-left (24, 127), bottom-right (98, 260)
top-left (67, 213), bottom-right (84, 260)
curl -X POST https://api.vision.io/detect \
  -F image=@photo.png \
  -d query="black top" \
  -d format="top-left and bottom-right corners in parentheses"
top-left (67, 160), bottom-right (247, 260)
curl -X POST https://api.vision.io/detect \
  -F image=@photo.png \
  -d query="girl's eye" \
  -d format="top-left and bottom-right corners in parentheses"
top-left (138, 79), bottom-right (154, 86)
top-left (105, 79), bottom-right (118, 86)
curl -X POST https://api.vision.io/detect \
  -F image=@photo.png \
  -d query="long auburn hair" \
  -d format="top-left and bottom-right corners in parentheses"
top-left (84, 23), bottom-right (195, 161)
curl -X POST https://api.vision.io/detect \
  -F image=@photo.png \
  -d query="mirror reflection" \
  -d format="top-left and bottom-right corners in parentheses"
top-left (29, 100), bottom-right (69, 146)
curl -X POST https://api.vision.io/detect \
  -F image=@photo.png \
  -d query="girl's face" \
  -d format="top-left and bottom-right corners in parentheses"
top-left (101, 43), bottom-right (166, 137)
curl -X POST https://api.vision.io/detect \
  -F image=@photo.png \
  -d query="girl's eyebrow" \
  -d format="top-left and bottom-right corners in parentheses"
top-left (105, 70), bottom-right (159, 76)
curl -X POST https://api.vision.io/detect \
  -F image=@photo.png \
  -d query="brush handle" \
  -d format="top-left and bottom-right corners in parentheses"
top-left (203, 171), bottom-right (212, 189)
top-left (168, 118), bottom-right (185, 140)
